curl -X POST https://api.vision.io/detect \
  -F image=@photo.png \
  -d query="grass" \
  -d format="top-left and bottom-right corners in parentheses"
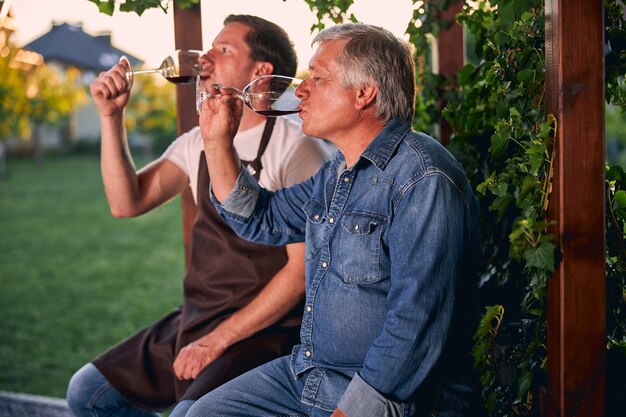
top-left (0, 154), bottom-right (185, 398)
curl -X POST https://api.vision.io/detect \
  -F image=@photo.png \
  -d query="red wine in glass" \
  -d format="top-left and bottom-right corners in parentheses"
top-left (255, 109), bottom-right (300, 117)
top-left (165, 75), bottom-right (196, 85)
top-left (120, 49), bottom-right (202, 90)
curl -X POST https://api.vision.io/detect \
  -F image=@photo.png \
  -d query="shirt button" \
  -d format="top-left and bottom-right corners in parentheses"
top-left (343, 177), bottom-right (350, 183)
top-left (305, 350), bottom-right (311, 357)
top-left (354, 224), bottom-right (359, 231)
top-left (314, 214), bottom-right (320, 220)
top-left (306, 306), bottom-right (312, 312)
top-left (322, 261), bottom-right (328, 268)
top-left (329, 218), bottom-right (335, 224)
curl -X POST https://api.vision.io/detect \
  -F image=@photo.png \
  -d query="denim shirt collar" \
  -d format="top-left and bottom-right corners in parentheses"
top-left (328, 118), bottom-right (411, 173)
top-left (358, 118), bottom-right (411, 171)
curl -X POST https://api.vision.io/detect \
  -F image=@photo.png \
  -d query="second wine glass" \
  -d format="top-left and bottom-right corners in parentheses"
top-left (196, 75), bottom-right (302, 116)
top-left (120, 49), bottom-right (203, 90)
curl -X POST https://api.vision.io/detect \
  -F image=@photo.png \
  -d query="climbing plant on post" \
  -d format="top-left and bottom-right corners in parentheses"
top-left (443, 2), bottom-right (554, 415)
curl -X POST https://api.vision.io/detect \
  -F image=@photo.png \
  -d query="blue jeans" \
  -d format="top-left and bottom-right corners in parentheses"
top-left (186, 356), bottom-right (334, 417)
top-left (66, 363), bottom-right (194, 417)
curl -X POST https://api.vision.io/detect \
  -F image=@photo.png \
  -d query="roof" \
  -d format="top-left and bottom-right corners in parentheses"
top-left (23, 22), bottom-right (143, 72)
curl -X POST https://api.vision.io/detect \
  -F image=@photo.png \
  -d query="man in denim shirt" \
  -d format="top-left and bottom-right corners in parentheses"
top-left (188, 22), bottom-right (483, 417)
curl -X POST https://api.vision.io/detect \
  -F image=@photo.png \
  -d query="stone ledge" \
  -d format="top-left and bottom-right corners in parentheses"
top-left (0, 391), bottom-right (73, 417)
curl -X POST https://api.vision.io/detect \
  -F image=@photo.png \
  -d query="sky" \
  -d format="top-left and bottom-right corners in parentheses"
top-left (11, 0), bottom-right (414, 71)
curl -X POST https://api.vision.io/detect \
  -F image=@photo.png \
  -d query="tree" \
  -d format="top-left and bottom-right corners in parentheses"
top-left (0, 45), bottom-right (87, 146)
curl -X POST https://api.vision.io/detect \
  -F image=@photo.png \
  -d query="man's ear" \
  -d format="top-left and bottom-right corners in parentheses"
top-left (355, 85), bottom-right (377, 110)
top-left (254, 62), bottom-right (274, 77)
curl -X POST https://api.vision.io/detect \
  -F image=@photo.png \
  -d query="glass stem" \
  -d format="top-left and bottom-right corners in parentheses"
top-left (130, 68), bottom-right (161, 76)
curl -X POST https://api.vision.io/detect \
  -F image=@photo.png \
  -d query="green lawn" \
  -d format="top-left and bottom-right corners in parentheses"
top-left (0, 155), bottom-right (185, 398)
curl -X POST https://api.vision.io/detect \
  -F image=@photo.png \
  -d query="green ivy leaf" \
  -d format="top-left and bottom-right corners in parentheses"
top-left (494, 181), bottom-right (509, 197)
top-left (526, 142), bottom-right (546, 176)
top-left (457, 63), bottom-right (475, 85)
top-left (485, 391), bottom-right (497, 415)
top-left (524, 239), bottom-right (556, 272)
top-left (509, 107), bottom-right (521, 118)
top-left (489, 127), bottom-right (511, 159)
top-left (495, 98), bottom-right (509, 118)
top-left (477, 172), bottom-right (496, 195)
top-left (494, 30), bottom-right (510, 48)
top-left (120, 2), bottom-right (146, 15)
top-left (517, 368), bottom-right (533, 401)
top-left (491, 195), bottom-right (515, 219)
top-left (89, 0), bottom-right (115, 15)
top-left (538, 121), bottom-right (553, 139)
top-left (516, 68), bottom-right (535, 85)
top-left (615, 190), bottom-right (626, 208)
top-left (497, 0), bottom-right (516, 30)
top-left (516, 175), bottom-right (538, 206)
top-left (607, 164), bottom-right (625, 182)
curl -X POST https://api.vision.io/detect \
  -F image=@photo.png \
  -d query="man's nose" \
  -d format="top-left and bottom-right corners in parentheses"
top-left (295, 79), bottom-right (307, 99)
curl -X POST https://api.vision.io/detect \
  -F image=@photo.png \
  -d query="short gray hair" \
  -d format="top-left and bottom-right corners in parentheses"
top-left (313, 23), bottom-right (415, 124)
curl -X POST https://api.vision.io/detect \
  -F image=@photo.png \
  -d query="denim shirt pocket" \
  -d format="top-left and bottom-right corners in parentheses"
top-left (337, 211), bottom-right (387, 283)
top-left (302, 198), bottom-right (327, 261)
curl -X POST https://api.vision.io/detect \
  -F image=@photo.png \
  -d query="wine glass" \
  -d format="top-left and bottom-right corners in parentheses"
top-left (196, 75), bottom-right (302, 116)
top-left (119, 49), bottom-right (203, 90)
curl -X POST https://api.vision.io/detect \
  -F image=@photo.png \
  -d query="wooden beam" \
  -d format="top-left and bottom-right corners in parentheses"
top-left (173, 3), bottom-right (202, 267)
top-left (436, 0), bottom-right (463, 145)
top-left (545, 1), bottom-right (605, 416)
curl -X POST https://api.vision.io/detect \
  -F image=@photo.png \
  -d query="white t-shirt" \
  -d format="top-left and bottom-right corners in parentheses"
top-left (162, 117), bottom-right (329, 204)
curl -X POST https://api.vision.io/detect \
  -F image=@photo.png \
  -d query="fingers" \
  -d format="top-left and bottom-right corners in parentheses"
top-left (218, 94), bottom-right (243, 120)
top-left (197, 85), bottom-right (226, 115)
top-left (198, 88), bottom-right (242, 120)
top-left (230, 93), bottom-right (244, 117)
top-left (173, 343), bottom-right (216, 381)
top-left (90, 64), bottom-right (128, 99)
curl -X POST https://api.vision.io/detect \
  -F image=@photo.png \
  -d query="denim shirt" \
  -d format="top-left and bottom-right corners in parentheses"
top-left (215, 118), bottom-right (482, 417)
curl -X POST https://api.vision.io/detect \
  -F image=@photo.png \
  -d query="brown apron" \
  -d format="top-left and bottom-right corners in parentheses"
top-left (92, 119), bottom-right (301, 411)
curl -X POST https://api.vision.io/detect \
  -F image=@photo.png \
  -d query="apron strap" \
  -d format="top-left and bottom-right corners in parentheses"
top-left (241, 117), bottom-right (276, 181)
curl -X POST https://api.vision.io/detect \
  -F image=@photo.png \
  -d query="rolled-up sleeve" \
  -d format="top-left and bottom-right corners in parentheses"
top-left (338, 373), bottom-right (404, 417)
top-left (211, 162), bottom-right (320, 247)
top-left (217, 165), bottom-right (260, 221)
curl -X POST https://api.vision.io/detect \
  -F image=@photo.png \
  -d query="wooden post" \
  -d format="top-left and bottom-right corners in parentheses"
top-left (173, 3), bottom-right (202, 267)
top-left (436, 0), bottom-right (464, 145)
top-left (545, 1), bottom-right (605, 416)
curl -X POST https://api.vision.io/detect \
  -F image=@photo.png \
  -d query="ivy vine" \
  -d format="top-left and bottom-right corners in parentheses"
top-left (446, 2), bottom-right (553, 415)
top-left (86, 0), bottom-right (200, 16)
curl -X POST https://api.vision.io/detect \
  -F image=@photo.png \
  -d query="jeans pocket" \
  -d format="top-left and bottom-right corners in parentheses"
top-left (301, 368), bottom-right (352, 412)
